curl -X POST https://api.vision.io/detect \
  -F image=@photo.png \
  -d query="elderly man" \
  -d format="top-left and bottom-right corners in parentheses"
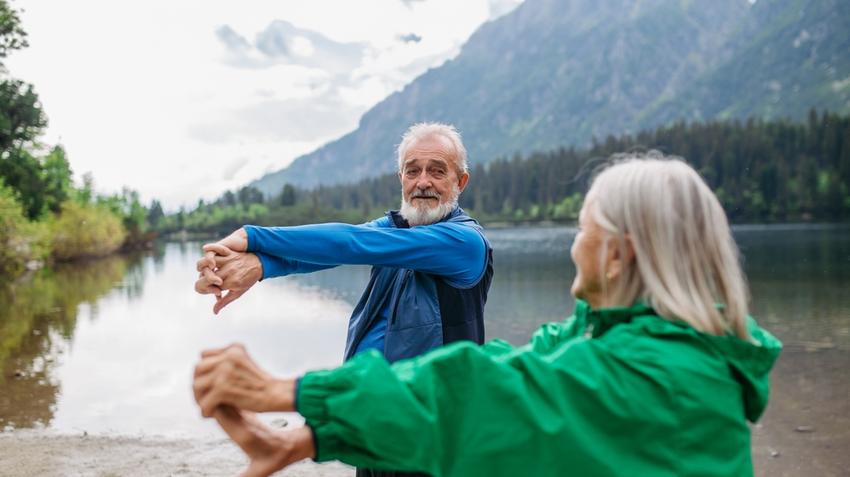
top-left (195, 121), bottom-right (493, 371)
top-left (196, 123), bottom-right (492, 365)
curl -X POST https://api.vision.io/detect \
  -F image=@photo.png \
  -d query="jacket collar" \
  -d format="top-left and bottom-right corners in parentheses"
top-left (387, 206), bottom-right (465, 229)
top-left (574, 299), bottom-right (656, 338)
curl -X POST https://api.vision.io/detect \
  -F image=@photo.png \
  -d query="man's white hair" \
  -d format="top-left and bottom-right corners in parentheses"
top-left (397, 122), bottom-right (468, 175)
top-left (586, 152), bottom-right (750, 339)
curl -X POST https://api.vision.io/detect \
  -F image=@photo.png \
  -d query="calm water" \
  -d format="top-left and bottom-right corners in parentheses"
top-left (1, 225), bottom-right (848, 444)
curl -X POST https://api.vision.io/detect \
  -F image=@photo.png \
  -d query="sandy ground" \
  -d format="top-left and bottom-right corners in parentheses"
top-left (0, 431), bottom-right (353, 477)
top-left (1, 427), bottom-right (846, 477)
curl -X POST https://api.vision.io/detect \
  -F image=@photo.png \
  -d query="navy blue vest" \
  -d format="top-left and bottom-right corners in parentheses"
top-left (343, 208), bottom-right (494, 363)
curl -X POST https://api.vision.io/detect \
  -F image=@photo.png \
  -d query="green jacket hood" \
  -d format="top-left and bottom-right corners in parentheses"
top-left (578, 300), bottom-right (783, 422)
top-left (701, 317), bottom-right (782, 421)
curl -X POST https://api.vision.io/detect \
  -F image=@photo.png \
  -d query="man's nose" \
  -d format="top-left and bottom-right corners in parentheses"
top-left (416, 172), bottom-right (432, 189)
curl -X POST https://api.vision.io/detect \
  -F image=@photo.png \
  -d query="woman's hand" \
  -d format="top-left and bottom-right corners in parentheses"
top-left (193, 343), bottom-right (296, 417)
top-left (214, 406), bottom-right (315, 477)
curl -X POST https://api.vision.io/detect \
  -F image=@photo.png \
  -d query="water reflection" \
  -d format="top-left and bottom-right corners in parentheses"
top-left (0, 243), bottom-right (354, 436)
top-left (0, 255), bottom-right (136, 430)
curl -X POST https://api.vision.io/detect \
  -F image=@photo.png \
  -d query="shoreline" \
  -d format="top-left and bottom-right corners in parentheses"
top-left (1, 417), bottom-right (844, 477)
top-left (0, 430), bottom-right (353, 477)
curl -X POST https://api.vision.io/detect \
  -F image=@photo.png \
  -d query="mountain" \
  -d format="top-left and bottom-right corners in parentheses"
top-left (648, 0), bottom-right (850, 122)
top-left (251, 0), bottom-right (850, 195)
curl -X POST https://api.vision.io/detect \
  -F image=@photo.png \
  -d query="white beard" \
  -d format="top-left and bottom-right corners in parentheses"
top-left (399, 184), bottom-right (460, 226)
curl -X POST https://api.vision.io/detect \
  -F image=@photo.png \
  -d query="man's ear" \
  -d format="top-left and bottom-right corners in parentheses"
top-left (457, 172), bottom-right (470, 192)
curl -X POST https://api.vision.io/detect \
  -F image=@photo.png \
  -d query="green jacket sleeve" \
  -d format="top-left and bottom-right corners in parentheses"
top-left (296, 316), bottom-right (636, 476)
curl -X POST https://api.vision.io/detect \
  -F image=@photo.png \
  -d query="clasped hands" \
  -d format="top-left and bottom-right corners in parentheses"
top-left (193, 229), bottom-right (314, 476)
top-left (193, 344), bottom-right (315, 477)
top-left (194, 228), bottom-right (263, 314)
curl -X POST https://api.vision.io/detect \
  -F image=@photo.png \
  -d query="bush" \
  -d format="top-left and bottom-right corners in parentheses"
top-left (49, 200), bottom-right (126, 261)
top-left (0, 182), bottom-right (49, 275)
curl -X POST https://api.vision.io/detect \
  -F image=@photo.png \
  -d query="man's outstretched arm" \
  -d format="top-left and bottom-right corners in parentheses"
top-left (245, 221), bottom-right (488, 287)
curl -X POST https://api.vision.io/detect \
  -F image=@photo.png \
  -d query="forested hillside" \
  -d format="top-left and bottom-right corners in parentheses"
top-left (168, 111), bottom-right (850, 233)
top-left (251, 0), bottom-right (850, 194)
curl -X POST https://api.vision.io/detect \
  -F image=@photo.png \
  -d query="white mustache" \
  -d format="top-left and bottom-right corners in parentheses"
top-left (410, 190), bottom-right (440, 199)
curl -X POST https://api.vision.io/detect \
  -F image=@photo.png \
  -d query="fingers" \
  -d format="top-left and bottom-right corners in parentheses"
top-left (218, 410), bottom-right (283, 477)
top-left (192, 373), bottom-right (213, 412)
top-left (198, 383), bottom-right (223, 417)
top-left (194, 273), bottom-right (223, 299)
top-left (196, 246), bottom-right (227, 289)
top-left (203, 267), bottom-right (223, 289)
top-left (200, 345), bottom-right (233, 359)
top-left (214, 289), bottom-right (246, 315)
top-left (194, 346), bottom-right (229, 401)
top-left (195, 358), bottom-right (235, 416)
top-left (196, 249), bottom-right (217, 272)
top-left (196, 249), bottom-right (223, 295)
top-left (193, 344), bottom-right (249, 413)
top-left (203, 242), bottom-right (233, 257)
top-left (195, 343), bottom-right (246, 372)
top-left (219, 228), bottom-right (249, 253)
top-left (194, 349), bottom-right (228, 377)
top-left (213, 405), bottom-right (252, 445)
top-left (242, 460), bottom-right (278, 477)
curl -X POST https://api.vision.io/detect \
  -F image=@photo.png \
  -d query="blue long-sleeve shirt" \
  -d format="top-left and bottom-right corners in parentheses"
top-left (245, 218), bottom-right (487, 288)
top-left (244, 217), bottom-right (489, 355)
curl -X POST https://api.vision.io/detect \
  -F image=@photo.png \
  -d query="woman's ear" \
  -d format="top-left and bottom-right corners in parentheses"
top-left (606, 235), bottom-right (635, 281)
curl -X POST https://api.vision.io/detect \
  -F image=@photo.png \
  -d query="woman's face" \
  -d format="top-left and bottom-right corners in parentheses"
top-left (570, 202), bottom-right (609, 308)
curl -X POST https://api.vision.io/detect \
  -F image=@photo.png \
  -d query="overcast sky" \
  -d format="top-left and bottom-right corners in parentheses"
top-left (7, 0), bottom-right (523, 210)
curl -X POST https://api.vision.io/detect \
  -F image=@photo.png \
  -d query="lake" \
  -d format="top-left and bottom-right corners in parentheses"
top-left (1, 224), bottom-right (848, 475)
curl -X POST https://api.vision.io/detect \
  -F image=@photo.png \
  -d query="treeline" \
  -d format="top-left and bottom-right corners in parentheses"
top-left (0, 2), bottom-right (156, 276)
top-left (170, 110), bottom-right (850, 233)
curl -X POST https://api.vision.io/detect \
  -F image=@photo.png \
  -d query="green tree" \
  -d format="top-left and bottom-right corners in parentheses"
top-left (237, 186), bottom-right (263, 205)
top-left (75, 172), bottom-right (94, 204)
top-left (280, 183), bottom-right (296, 206)
top-left (0, 78), bottom-right (45, 152)
top-left (0, 0), bottom-right (27, 60)
top-left (147, 199), bottom-right (164, 228)
top-left (41, 145), bottom-right (73, 213)
top-left (0, 148), bottom-right (45, 219)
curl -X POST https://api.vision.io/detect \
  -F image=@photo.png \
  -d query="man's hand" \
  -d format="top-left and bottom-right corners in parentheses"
top-left (195, 241), bottom-right (263, 314)
top-left (215, 227), bottom-right (249, 253)
top-left (193, 343), bottom-right (296, 418)
top-left (213, 406), bottom-right (316, 477)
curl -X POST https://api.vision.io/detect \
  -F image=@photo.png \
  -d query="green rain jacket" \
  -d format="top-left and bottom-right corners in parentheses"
top-left (297, 300), bottom-right (782, 476)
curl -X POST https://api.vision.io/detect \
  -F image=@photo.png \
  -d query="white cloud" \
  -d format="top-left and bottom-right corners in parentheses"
top-left (6, 0), bottom-right (524, 210)
top-left (188, 94), bottom-right (364, 144)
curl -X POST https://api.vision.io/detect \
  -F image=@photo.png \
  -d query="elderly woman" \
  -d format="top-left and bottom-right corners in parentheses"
top-left (193, 156), bottom-right (781, 477)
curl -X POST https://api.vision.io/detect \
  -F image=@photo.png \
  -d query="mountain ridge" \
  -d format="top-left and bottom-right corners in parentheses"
top-left (251, 0), bottom-right (849, 195)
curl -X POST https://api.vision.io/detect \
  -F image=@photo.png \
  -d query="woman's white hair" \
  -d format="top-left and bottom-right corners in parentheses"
top-left (397, 122), bottom-right (468, 175)
top-left (587, 152), bottom-right (750, 339)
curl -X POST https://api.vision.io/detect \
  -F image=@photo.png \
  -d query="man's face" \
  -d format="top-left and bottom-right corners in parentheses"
top-left (398, 135), bottom-right (469, 225)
